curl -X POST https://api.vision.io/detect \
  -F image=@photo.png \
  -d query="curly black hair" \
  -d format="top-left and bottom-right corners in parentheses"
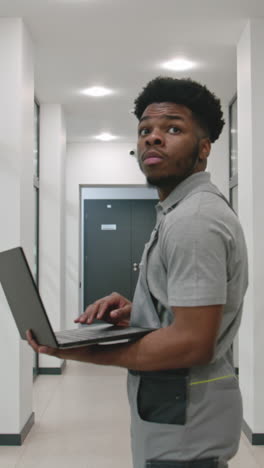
top-left (134, 77), bottom-right (225, 143)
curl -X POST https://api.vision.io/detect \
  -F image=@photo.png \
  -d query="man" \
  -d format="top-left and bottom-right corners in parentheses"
top-left (27, 77), bottom-right (248, 468)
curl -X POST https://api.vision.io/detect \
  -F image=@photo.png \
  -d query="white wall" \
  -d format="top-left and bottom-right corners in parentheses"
top-left (207, 105), bottom-right (229, 198)
top-left (39, 104), bottom-right (66, 368)
top-left (19, 19), bottom-right (35, 431)
top-left (65, 131), bottom-right (229, 328)
top-left (0, 18), bottom-right (34, 434)
top-left (237, 19), bottom-right (264, 435)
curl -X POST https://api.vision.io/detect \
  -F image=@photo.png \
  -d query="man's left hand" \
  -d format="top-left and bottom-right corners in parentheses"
top-left (26, 329), bottom-right (96, 362)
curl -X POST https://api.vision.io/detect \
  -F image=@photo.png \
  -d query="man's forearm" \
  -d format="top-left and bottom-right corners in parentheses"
top-left (28, 305), bottom-right (218, 369)
top-left (86, 324), bottom-right (208, 371)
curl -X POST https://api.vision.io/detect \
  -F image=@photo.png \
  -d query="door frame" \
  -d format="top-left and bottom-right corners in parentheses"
top-left (79, 185), bottom-right (158, 316)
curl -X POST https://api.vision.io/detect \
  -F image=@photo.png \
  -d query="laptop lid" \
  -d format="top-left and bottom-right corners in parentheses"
top-left (0, 247), bottom-right (154, 348)
top-left (0, 247), bottom-right (58, 347)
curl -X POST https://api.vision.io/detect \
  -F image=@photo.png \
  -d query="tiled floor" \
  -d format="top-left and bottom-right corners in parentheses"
top-left (0, 361), bottom-right (263, 467)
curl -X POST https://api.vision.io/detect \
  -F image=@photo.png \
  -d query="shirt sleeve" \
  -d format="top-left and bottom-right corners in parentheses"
top-left (159, 210), bottom-right (229, 307)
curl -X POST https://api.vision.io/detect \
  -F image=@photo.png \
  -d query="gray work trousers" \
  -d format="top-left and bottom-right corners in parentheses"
top-left (128, 369), bottom-right (235, 468)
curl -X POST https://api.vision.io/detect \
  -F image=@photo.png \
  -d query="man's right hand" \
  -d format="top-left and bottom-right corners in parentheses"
top-left (74, 292), bottom-right (132, 327)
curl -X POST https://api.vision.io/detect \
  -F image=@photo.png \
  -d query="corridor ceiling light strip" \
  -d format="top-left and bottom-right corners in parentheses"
top-left (161, 58), bottom-right (196, 71)
top-left (81, 86), bottom-right (113, 97)
top-left (95, 132), bottom-right (118, 141)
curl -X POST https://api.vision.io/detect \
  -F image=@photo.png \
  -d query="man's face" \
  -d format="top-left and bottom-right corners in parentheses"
top-left (137, 102), bottom-right (210, 199)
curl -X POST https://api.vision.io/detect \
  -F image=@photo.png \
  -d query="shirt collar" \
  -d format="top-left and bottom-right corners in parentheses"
top-left (156, 172), bottom-right (211, 217)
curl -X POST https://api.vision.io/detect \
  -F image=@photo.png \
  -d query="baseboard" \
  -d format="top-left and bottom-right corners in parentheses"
top-left (243, 419), bottom-right (264, 445)
top-left (0, 412), bottom-right (35, 446)
top-left (37, 359), bottom-right (66, 375)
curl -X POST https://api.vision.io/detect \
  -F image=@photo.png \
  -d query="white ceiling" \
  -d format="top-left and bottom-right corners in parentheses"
top-left (0, 0), bottom-right (264, 142)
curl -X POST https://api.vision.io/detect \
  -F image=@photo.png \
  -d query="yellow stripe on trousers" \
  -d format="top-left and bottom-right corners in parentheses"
top-left (189, 374), bottom-right (236, 386)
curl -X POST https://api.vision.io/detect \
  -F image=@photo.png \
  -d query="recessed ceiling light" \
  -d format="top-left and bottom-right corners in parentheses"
top-left (95, 132), bottom-right (118, 142)
top-left (82, 86), bottom-right (113, 97)
top-left (161, 58), bottom-right (196, 72)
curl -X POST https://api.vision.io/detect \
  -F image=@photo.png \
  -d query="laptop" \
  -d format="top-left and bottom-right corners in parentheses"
top-left (0, 247), bottom-right (154, 348)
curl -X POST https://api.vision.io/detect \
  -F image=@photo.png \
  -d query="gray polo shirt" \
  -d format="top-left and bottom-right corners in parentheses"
top-left (147, 171), bottom-right (248, 361)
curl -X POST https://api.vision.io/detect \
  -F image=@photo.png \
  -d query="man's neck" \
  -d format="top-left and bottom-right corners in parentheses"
top-left (157, 168), bottom-right (206, 201)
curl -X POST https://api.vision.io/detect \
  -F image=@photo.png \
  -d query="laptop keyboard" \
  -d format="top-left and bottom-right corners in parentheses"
top-left (55, 327), bottom-right (110, 343)
top-left (55, 325), bottom-right (149, 344)
top-left (55, 325), bottom-right (135, 344)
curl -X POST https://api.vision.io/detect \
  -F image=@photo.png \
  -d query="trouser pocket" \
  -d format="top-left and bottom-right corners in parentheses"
top-left (145, 457), bottom-right (219, 467)
top-left (136, 370), bottom-right (189, 424)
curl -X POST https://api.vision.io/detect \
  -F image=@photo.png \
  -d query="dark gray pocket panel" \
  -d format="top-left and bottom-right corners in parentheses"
top-left (137, 373), bottom-right (188, 424)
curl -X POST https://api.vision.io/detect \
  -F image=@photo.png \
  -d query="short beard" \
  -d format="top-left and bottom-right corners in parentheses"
top-left (146, 144), bottom-right (200, 189)
top-left (146, 173), bottom-right (187, 188)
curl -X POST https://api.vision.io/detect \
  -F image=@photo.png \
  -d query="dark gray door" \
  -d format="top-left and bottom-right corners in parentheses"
top-left (83, 199), bottom-right (157, 309)
top-left (130, 200), bottom-right (158, 294)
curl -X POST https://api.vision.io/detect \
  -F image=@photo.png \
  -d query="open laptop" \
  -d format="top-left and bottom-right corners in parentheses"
top-left (0, 247), bottom-right (154, 348)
